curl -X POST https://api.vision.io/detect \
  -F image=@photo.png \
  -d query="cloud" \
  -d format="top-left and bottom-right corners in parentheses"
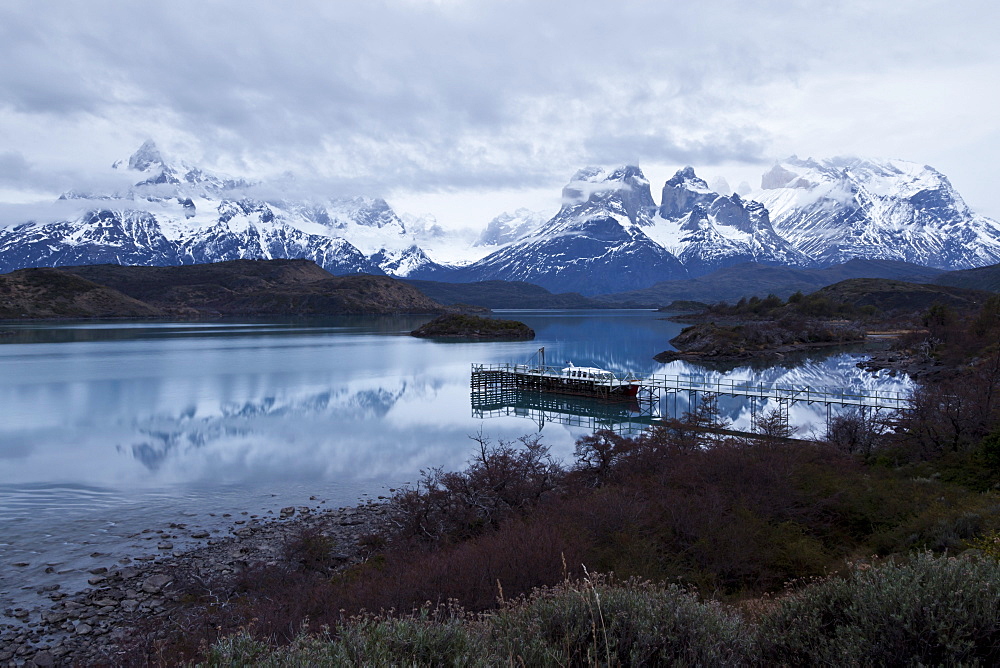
top-left (0, 0), bottom-right (997, 217)
top-left (0, 151), bottom-right (33, 185)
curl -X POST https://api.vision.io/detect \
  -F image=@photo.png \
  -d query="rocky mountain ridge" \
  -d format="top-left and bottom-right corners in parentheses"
top-left (752, 156), bottom-right (1000, 269)
top-left (440, 165), bottom-right (688, 294)
top-left (1, 143), bottom-right (999, 296)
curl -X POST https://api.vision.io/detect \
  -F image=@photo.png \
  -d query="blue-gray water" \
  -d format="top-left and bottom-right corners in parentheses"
top-left (0, 311), bottom-right (911, 614)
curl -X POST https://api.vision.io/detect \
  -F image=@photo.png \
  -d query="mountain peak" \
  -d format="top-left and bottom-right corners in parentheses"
top-left (659, 167), bottom-right (716, 220)
top-left (666, 166), bottom-right (704, 187)
top-left (752, 155), bottom-right (1000, 270)
top-left (760, 163), bottom-right (800, 190)
top-left (566, 164), bottom-right (646, 187)
top-left (559, 165), bottom-right (656, 227)
top-left (125, 140), bottom-right (166, 172)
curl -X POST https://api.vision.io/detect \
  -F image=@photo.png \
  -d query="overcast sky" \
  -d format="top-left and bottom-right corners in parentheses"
top-left (0, 0), bottom-right (997, 227)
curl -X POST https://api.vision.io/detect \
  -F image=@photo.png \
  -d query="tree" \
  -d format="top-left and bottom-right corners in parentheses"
top-left (826, 408), bottom-right (887, 458)
top-left (573, 429), bottom-right (633, 486)
top-left (756, 408), bottom-right (798, 439)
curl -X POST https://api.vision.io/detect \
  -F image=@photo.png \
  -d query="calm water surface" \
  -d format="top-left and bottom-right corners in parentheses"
top-left (0, 311), bottom-right (911, 613)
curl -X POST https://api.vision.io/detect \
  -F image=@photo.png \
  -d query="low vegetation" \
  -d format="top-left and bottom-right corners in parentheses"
top-left (401, 278), bottom-right (603, 309)
top-left (657, 319), bottom-right (865, 360)
top-left (196, 553), bottom-right (1000, 667)
top-left (658, 279), bottom-right (995, 362)
top-left (0, 267), bottom-right (161, 319)
top-left (410, 314), bottom-right (535, 339)
top-left (694, 279), bottom-right (989, 323)
top-left (119, 294), bottom-right (1000, 665)
top-left (1, 259), bottom-right (449, 318)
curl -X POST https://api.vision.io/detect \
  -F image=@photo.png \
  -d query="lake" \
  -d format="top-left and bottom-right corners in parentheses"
top-left (0, 311), bottom-right (912, 614)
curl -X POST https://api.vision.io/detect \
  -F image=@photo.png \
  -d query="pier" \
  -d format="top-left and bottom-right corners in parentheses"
top-left (471, 362), bottom-right (911, 435)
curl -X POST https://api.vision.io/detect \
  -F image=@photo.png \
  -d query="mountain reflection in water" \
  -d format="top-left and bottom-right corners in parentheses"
top-left (0, 313), bottom-right (913, 493)
top-left (0, 312), bottom-right (912, 612)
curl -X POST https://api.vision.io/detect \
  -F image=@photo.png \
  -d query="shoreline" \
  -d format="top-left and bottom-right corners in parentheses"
top-left (0, 500), bottom-right (391, 666)
top-left (653, 338), bottom-right (861, 363)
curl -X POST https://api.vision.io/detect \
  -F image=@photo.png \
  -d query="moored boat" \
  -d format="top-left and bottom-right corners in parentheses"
top-left (552, 362), bottom-right (641, 398)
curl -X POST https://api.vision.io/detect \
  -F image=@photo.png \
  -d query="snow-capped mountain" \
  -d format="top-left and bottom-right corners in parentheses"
top-left (645, 167), bottom-right (812, 275)
top-left (0, 141), bottom-right (444, 277)
top-left (424, 158), bottom-right (1000, 294)
top-left (3, 143), bottom-right (999, 296)
top-left (474, 208), bottom-right (549, 248)
top-left (751, 156), bottom-right (1000, 270)
top-left (450, 166), bottom-right (688, 295)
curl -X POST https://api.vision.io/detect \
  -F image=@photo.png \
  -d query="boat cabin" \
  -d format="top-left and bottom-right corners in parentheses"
top-left (561, 363), bottom-right (614, 381)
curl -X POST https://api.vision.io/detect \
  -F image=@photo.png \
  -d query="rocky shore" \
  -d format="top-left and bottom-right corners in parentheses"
top-left (855, 347), bottom-right (945, 380)
top-left (654, 320), bottom-right (866, 363)
top-left (0, 501), bottom-right (390, 667)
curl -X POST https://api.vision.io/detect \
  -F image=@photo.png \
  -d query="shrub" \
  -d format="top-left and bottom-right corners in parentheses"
top-left (199, 556), bottom-right (1000, 666)
top-left (966, 529), bottom-right (1000, 560)
top-left (330, 607), bottom-right (486, 667)
top-left (391, 434), bottom-right (562, 546)
top-left (756, 552), bottom-right (1000, 666)
top-left (488, 574), bottom-right (750, 667)
top-left (201, 614), bottom-right (488, 667)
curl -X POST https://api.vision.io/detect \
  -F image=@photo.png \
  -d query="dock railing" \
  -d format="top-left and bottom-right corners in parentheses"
top-left (472, 363), bottom-right (910, 411)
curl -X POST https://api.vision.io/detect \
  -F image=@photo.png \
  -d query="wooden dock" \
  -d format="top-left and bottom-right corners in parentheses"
top-left (472, 362), bottom-right (912, 435)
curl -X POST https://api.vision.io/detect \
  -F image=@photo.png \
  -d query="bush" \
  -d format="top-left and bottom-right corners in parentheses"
top-left (202, 555), bottom-right (1000, 666)
top-left (330, 607), bottom-right (485, 667)
top-left (391, 434), bottom-right (562, 546)
top-left (201, 614), bottom-right (487, 667)
top-left (489, 574), bottom-right (750, 667)
top-left (756, 552), bottom-right (1000, 666)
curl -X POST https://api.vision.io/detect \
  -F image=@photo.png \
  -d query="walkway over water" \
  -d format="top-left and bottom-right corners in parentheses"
top-left (473, 363), bottom-right (910, 410)
top-left (639, 373), bottom-right (910, 411)
top-left (472, 362), bottom-right (912, 434)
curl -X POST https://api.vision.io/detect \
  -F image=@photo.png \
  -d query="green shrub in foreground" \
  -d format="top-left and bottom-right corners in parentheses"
top-left (488, 574), bottom-right (749, 667)
top-left (757, 552), bottom-right (1000, 666)
top-left (329, 608), bottom-right (486, 667)
top-left (202, 612), bottom-right (489, 667)
top-left (200, 555), bottom-right (1000, 666)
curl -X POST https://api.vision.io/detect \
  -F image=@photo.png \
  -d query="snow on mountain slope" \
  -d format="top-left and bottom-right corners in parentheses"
top-left (645, 167), bottom-right (812, 275)
top-left (452, 166), bottom-right (687, 295)
top-left (0, 210), bottom-right (181, 271)
top-left (388, 213), bottom-right (484, 266)
top-left (4, 144), bottom-right (999, 290)
top-left (752, 156), bottom-right (1000, 270)
top-left (173, 198), bottom-right (383, 274)
top-left (474, 208), bottom-right (549, 248)
top-left (0, 142), bottom-right (442, 277)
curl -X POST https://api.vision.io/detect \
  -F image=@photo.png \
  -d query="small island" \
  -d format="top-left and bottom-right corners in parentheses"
top-left (654, 320), bottom-right (865, 362)
top-left (653, 278), bottom-right (991, 363)
top-left (410, 314), bottom-right (535, 340)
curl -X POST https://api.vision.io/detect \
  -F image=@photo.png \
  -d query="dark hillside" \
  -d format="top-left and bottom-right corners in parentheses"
top-left (597, 259), bottom-right (944, 307)
top-left (0, 268), bottom-right (163, 319)
top-left (0, 259), bottom-right (448, 318)
top-left (934, 262), bottom-right (1000, 293)
top-left (401, 278), bottom-right (603, 309)
top-left (61, 258), bottom-right (336, 302)
top-left (813, 278), bottom-right (990, 314)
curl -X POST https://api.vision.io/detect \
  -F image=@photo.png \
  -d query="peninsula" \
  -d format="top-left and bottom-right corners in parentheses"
top-left (0, 260), bottom-right (449, 319)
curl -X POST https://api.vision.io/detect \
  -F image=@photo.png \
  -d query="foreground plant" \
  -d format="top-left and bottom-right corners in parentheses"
top-left (756, 552), bottom-right (1000, 666)
top-left (199, 554), bottom-right (1000, 666)
top-left (487, 572), bottom-right (749, 667)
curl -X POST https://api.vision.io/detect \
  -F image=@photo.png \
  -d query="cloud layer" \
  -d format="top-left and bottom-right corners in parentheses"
top-left (0, 0), bottom-right (997, 217)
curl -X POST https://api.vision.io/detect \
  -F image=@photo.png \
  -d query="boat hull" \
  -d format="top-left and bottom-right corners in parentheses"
top-left (510, 371), bottom-right (641, 401)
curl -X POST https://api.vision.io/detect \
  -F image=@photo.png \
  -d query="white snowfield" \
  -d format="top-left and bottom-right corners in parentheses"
top-left (750, 156), bottom-right (1000, 269)
top-left (1, 143), bottom-right (999, 290)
